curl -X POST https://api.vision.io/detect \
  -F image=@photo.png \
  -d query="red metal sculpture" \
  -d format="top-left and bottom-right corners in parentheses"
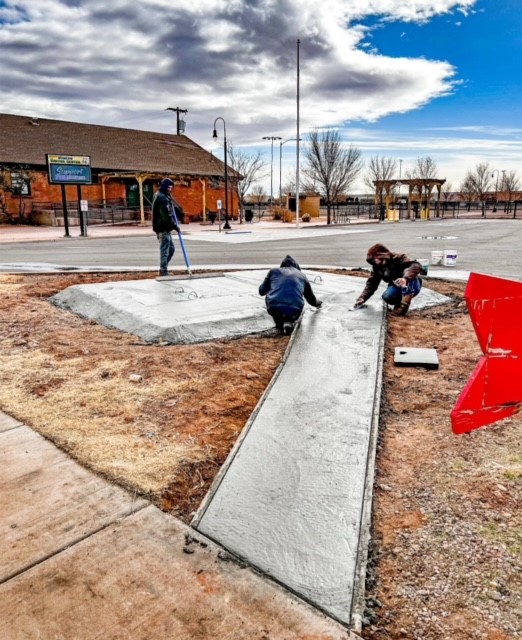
top-left (451, 272), bottom-right (522, 434)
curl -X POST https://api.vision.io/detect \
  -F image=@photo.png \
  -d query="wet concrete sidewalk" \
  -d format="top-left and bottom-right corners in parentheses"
top-left (0, 270), bottom-right (450, 638)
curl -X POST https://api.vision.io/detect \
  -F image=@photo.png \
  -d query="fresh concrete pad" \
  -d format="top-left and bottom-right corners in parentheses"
top-left (51, 270), bottom-right (451, 345)
top-left (51, 274), bottom-right (274, 344)
top-left (0, 423), bottom-right (148, 583)
top-left (0, 504), bottom-right (355, 640)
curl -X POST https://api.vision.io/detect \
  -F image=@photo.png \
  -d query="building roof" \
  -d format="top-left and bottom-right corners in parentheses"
top-left (0, 113), bottom-right (228, 178)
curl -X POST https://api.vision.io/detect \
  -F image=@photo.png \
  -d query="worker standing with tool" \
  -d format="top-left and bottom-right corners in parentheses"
top-left (152, 178), bottom-right (180, 277)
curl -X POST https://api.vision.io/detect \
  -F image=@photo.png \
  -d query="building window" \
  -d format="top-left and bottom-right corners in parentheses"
top-left (11, 172), bottom-right (32, 196)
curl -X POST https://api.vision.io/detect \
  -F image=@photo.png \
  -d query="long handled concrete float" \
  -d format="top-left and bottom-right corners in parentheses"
top-left (172, 208), bottom-right (192, 276)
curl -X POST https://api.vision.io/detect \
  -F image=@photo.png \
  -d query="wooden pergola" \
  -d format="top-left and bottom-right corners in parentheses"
top-left (373, 178), bottom-right (446, 219)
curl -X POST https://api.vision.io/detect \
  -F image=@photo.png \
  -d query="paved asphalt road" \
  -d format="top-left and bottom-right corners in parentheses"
top-left (1, 219), bottom-right (521, 278)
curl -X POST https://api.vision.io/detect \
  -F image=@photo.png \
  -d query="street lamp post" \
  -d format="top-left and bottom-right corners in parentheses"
top-left (213, 117), bottom-right (231, 230)
top-left (491, 169), bottom-right (500, 212)
top-left (279, 138), bottom-right (301, 203)
top-left (262, 136), bottom-right (282, 207)
top-left (501, 169), bottom-right (508, 212)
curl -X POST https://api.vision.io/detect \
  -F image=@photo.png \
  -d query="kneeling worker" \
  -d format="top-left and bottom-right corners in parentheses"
top-left (355, 243), bottom-right (423, 316)
top-left (259, 255), bottom-right (322, 335)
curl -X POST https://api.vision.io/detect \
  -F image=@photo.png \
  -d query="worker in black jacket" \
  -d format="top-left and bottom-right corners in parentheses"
top-left (355, 243), bottom-right (423, 316)
top-left (152, 178), bottom-right (181, 276)
top-left (259, 255), bottom-right (322, 335)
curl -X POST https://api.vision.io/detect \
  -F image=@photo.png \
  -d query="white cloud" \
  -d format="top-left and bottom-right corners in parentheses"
top-left (0, 0), bottom-right (475, 142)
top-left (7, 0), bottom-right (516, 195)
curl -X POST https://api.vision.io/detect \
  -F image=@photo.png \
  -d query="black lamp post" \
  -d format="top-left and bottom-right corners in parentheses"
top-left (491, 169), bottom-right (499, 212)
top-left (262, 135), bottom-right (282, 206)
top-left (213, 117), bottom-right (231, 230)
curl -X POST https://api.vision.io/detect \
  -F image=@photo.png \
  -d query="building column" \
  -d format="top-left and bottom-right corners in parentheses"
top-left (199, 178), bottom-right (207, 222)
top-left (137, 175), bottom-right (145, 225)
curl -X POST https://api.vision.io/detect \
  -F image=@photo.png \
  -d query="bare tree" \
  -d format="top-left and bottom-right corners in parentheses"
top-left (280, 169), bottom-right (296, 201)
top-left (406, 156), bottom-right (439, 212)
top-left (364, 155), bottom-right (397, 209)
top-left (302, 128), bottom-right (363, 224)
top-left (0, 164), bottom-right (34, 223)
top-left (407, 156), bottom-right (438, 180)
top-left (500, 169), bottom-right (520, 213)
top-left (463, 162), bottom-right (492, 216)
top-left (439, 181), bottom-right (454, 215)
top-left (459, 175), bottom-right (475, 211)
top-left (249, 183), bottom-right (266, 218)
top-left (227, 144), bottom-right (267, 223)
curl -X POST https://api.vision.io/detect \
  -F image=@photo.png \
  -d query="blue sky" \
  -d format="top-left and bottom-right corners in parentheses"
top-left (0, 0), bottom-right (520, 193)
top-left (346, 0), bottom-right (522, 188)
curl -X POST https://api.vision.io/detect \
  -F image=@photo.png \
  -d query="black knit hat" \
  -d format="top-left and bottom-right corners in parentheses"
top-left (159, 178), bottom-right (174, 192)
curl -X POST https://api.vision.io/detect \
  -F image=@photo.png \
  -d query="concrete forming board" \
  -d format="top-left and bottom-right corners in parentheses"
top-left (0, 505), bottom-right (354, 640)
top-left (50, 271), bottom-right (450, 345)
top-left (0, 424), bottom-right (147, 583)
top-left (194, 292), bottom-right (386, 625)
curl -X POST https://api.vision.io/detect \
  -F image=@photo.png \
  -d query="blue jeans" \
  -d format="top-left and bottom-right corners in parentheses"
top-left (157, 231), bottom-right (175, 274)
top-left (382, 278), bottom-right (422, 306)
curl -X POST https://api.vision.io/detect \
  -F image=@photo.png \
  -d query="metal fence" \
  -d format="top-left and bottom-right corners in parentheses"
top-left (329, 200), bottom-right (522, 222)
top-left (31, 199), bottom-right (151, 225)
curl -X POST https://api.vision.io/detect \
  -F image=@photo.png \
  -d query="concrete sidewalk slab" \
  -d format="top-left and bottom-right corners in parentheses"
top-left (0, 502), bottom-right (354, 639)
top-left (0, 412), bottom-right (23, 433)
top-left (0, 423), bottom-right (148, 583)
top-left (0, 219), bottom-right (375, 244)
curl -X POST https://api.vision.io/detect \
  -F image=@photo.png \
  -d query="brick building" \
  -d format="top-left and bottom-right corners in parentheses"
top-left (0, 113), bottom-right (238, 224)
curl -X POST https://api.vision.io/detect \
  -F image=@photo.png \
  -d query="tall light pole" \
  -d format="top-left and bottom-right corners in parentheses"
top-left (501, 169), bottom-right (507, 212)
top-left (296, 38), bottom-right (301, 228)
top-left (262, 136), bottom-right (282, 207)
top-left (395, 160), bottom-right (402, 220)
top-left (213, 117), bottom-right (231, 230)
top-left (279, 138), bottom-right (301, 203)
top-left (491, 169), bottom-right (499, 212)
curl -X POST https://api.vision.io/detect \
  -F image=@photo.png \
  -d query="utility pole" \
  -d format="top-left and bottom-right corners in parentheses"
top-left (165, 107), bottom-right (188, 134)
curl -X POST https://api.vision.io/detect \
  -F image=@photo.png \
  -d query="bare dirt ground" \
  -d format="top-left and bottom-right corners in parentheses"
top-left (0, 271), bottom-right (520, 639)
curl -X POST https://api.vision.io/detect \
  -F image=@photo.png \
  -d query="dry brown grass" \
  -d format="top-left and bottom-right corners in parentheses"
top-left (0, 272), bottom-right (287, 513)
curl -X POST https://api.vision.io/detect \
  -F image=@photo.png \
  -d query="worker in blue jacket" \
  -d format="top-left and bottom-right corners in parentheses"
top-left (259, 255), bottom-right (322, 335)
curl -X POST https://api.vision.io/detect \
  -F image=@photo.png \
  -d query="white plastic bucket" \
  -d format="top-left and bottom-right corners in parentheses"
top-left (443, 250), bottom-right (458, 267)
top-left (431, 250), bottom-right (444, 266)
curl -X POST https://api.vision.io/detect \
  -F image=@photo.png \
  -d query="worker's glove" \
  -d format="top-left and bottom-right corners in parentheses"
top-left (172, 225), bottom-right (180, 234)
top-left (315, 300), bottom-right (323, 308)
top-left (353, 300), bottom-right (365, 310)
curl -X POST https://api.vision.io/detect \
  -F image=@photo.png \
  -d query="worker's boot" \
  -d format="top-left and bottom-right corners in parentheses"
top-left (283, 322), bottom-right (295, 335)
top-left (392, 294), bottom-right (413, 316)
